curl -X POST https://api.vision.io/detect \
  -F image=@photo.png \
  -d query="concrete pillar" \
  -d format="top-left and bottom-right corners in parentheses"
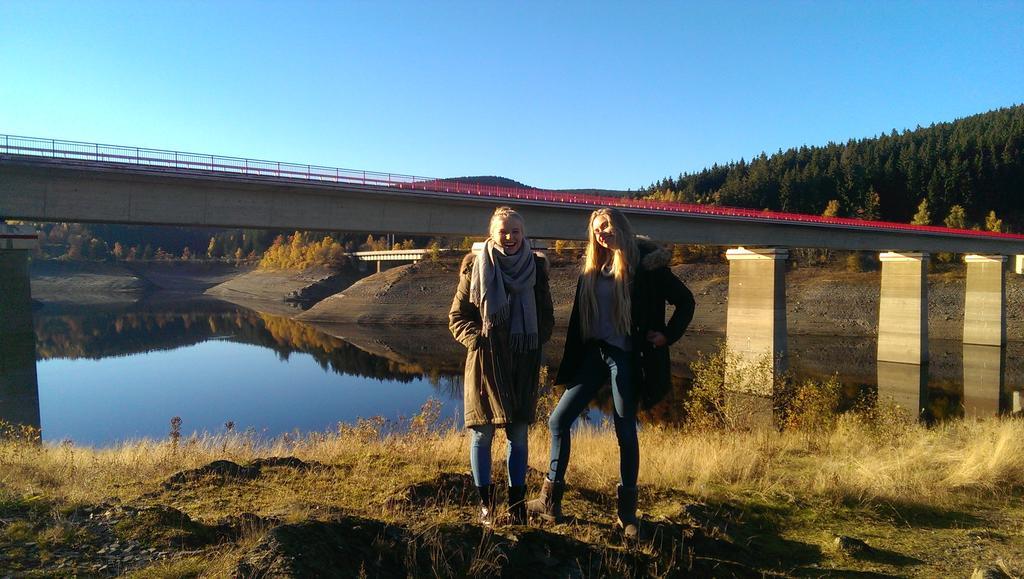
top-left (1015, 255), bottom-right (1023, 275)
top-left (877, 252), bottom-right (929, 364)
top-left (724, 247), bottom-right (787, 394)
top-left (0, 230), bottom-right (41, 436)
top-left (963, 254), bottom-right (1006, 347)
top-left (962, 344), bottom-right (1003, 418)
top-left (877, 360), bottom-right (926, 420)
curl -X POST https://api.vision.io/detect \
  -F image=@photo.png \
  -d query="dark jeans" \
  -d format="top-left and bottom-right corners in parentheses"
top-left (470, 422), bottom-right (529, 487)
top-left (547, 342), bottom-right (639, 487)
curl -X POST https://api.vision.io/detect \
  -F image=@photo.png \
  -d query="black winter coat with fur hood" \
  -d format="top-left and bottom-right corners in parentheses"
top-left (554, 239), bottom-right (695, 409)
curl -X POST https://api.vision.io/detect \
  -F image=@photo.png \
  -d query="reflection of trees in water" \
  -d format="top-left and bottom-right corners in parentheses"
top-left (34, 301), bottom-right (240, 360)
top-left (247, 313), bottom-right (424, 383)
top-left (34, 302), bottom-right (996, 422)
top-left (32, 301), bottom-right (442, 383)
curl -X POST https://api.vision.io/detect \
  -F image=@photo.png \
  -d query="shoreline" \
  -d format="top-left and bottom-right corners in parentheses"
top-left (30, 256), bottom-right (1024, 342)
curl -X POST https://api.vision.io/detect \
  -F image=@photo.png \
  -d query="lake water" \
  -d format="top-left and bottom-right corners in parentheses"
top-left (4, 297), bottom-right (1023, 446)
top-left (23, 299), bottom-right (464, 445)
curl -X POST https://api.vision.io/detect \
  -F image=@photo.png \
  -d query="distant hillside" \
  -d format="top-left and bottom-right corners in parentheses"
top-left (642, 105), bottom-right (1024, 229)
top-left (450, 176), bottom-right (630, 198)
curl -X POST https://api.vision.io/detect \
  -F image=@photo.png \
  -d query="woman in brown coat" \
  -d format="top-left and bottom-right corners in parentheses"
top-left (449, 206), bottom-right (554, 526)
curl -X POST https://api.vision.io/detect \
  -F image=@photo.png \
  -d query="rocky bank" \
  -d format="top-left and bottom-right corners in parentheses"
top-left (287, 256), bottom-right (1024, 342)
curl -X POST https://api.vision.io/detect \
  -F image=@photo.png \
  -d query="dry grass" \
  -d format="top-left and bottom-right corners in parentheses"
top-left (2, 394), bottom-right (1024, 577)
top-left (2, 408), bottom-right (1023, 513)
top-left (520, 414), bottom-right (1024, 506)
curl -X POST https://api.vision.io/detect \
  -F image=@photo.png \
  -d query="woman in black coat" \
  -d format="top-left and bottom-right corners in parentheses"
top-left (528, 207), bottom-right (694, 537)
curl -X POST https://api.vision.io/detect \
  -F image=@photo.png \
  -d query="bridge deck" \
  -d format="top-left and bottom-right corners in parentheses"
top-left (3, 135), bottom-right (1023, 254)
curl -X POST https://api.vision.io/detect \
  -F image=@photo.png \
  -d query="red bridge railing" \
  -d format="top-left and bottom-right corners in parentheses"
top-left (3, 134), bottom-right (1023, 241)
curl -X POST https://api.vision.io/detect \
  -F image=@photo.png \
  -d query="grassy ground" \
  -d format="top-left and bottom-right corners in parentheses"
top-left (2, 388), bottom-right (1023, 578)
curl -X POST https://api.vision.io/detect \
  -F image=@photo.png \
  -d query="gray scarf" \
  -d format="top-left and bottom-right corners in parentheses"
top-left (469, 238), bottom-right (538, 352)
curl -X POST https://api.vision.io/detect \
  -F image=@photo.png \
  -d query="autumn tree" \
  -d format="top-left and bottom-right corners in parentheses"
top-left (938, 205), bottom-right (967, 262)
top-left (822, 199), bottom-right (840, 218)
top-left (944, 205), bottom-right (966, 229)
top-left (911, 198), bottom-right (931, 226)
top-left (207, 236), bottom-right (220, 259)
top-left (985, 210), bottom-right (1003, 233)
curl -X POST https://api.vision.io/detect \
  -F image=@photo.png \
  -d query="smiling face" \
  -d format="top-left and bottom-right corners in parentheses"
top-left (591, 215), bottom-right (618, 251)
top-left (491, 215), bottom-right (524, 255)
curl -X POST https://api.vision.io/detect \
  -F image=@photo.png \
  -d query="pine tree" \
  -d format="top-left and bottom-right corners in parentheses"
top-left (860, 188), bottom-right (880, 221)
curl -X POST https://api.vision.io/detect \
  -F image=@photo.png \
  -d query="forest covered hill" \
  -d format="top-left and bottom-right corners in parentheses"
top-left (641, 105), bottom-right (1024, 230)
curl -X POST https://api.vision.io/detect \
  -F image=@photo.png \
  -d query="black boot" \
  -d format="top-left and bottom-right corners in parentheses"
top-left (477, 484), bottom-right (496, 527)
top-left (526, 479), bottom-right (565, 523)
top-left (507, 485), bottom-right (527, 525)
top-left (616, 485), bottom-right (639, 538)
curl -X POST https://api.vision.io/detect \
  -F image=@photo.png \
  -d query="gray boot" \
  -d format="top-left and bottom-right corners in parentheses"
top-left (526, 479), bottom-right (565, 523)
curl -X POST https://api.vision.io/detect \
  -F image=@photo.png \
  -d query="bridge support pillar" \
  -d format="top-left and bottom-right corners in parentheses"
top-left (963, 254), bottom-right (1006, 347)
top-left (724, 247), bottom-right (787, 394)
top-left (878, 252), bottom-right (928, 365)
top-left (0, 229), bottom-right (41, 436)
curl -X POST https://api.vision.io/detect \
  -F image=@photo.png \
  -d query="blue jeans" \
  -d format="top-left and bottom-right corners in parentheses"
top-left (547, 342), bottom-right (639, 487)
top-left (469, 422), bottom-right (529, 487)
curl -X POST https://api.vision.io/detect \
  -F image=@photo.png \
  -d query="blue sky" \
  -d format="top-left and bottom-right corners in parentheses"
top-left (2, 1), bottom-right (1021, 190)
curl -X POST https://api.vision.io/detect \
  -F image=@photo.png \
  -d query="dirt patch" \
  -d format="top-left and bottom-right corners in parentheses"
top-left (231, 516), bottom-right (745, 578)
top-left (30, 261), bottom-right (152, 304)
top-left (29, 260), bottom-right (247, 306)
top-left (111, 505), bottom-right (219, 549)
top-left (161, 457), bottom-right (321, 489)
top-left (384, 472), bottom-right (477, 509)
top-left (205, 269), bottom-right (323, 314)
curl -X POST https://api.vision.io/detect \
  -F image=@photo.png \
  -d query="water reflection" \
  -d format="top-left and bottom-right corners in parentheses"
top-left (7, 297), bottom-right (1024, 445)
top-left (0, 329), bottom-right (40, 435)
top-left (876, 361), bottom-right (927, 420)
top-left (962, 345), bottom-right (1004, 418)
top-left (27, 299), bottom-right (466, 445)
top-left (34, 299), bottom-right (439, 383)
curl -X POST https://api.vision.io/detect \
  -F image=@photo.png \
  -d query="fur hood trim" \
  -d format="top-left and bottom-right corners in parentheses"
top-left (637, 236), bottom-right (671, 271)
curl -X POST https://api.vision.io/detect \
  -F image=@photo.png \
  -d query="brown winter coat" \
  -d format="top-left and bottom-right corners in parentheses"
top-left (449, 252), bottom-right (555, 428)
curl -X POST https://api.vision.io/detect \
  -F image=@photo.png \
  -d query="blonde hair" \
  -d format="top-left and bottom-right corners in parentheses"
top-left (579, 207), bottom-right (637, 338)
top-left (488, 206), bottom-right (526, 237)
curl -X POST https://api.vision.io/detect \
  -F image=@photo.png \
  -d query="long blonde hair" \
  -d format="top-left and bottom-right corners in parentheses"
top-left (578, 208), bottom-right (637, 338)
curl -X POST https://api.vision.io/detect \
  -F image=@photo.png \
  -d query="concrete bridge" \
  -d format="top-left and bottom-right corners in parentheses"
top-left (351, 249), bottom-right (454, 273)
top-left (3, 135), bottom-right (1024, 430)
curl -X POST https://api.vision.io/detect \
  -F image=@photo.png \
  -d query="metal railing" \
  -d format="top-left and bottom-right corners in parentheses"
top-left (3, 133), bottom-right (1023, 241)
